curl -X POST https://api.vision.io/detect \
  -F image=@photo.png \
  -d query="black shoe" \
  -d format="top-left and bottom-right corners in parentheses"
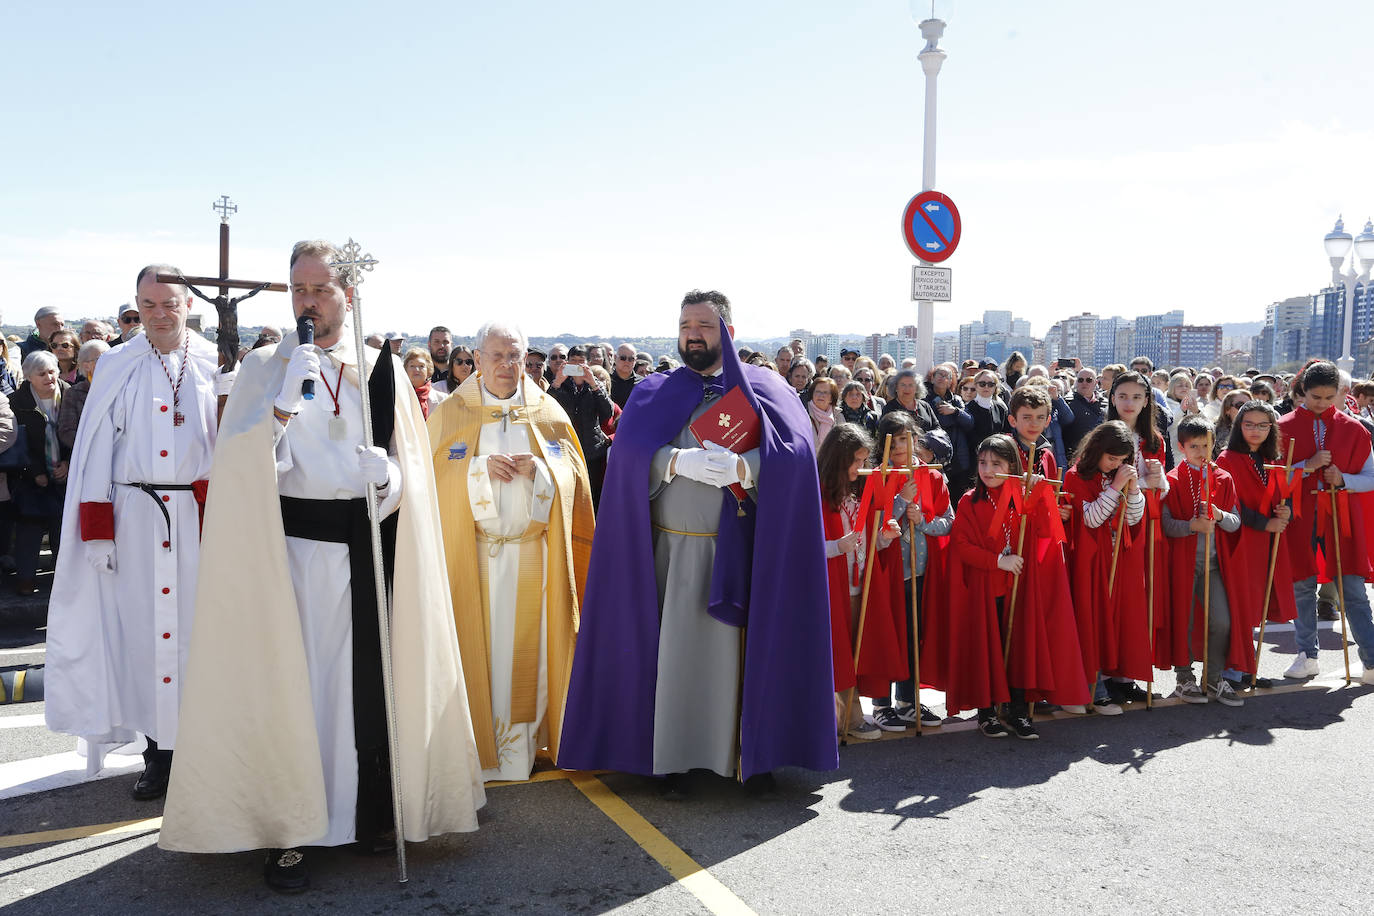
top-left (744, 772), bottom-right (778, 798)
top-left (659, 772), bottom-right (691, 800)
top-left (264, 848), bottom-right (310, 894)
top-left (1111, 681), bottom-right (1150, 704)
top-left (1240, 674), bottom-right (1274, 690)
top-left (1318, 599), bottom-right (1339, 621)
top-left (1006, 716), bottom-right (1039, 740)
top-left (919, 705), bottom-right (943, 728)
top-left (354, 831), bottom-right (397, 856)
top-left (131, 758), bottom-right (170, 801)
top-left (977, 712), bottom-right (1009, 738)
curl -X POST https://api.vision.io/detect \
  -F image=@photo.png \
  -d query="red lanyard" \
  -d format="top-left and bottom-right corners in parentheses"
top-left (317, 357), bottom-right (346, 417)
top-left (155, 334), bottom-right (190, 425)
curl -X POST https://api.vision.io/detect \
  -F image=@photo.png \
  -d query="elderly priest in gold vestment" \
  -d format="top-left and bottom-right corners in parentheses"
top-left (429, 321), bottom-right (594, 782)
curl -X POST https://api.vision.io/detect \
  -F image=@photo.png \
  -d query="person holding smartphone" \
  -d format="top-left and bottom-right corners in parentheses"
top-left (551, 345), bottom-right (614, 507)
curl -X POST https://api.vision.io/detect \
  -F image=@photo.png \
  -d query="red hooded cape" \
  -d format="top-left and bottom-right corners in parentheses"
top-left (927, 489), bottom-right (1089, 716)
top-left (914, 469), bottom-right (953, 679)
top-left (824, 500), bottom-right (908, 697)
top-left (1215, 448), bottom-right (1297, 627)
top-left (1160, 462), bottom-right (1254, 671)
top-left (1063, 468), bottom-right (1153, 682)
top-left (1278, 407), bottom-right (1374, 583)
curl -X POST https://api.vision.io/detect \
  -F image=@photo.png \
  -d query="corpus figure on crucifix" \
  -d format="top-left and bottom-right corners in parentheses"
top-left (160, 238), bottom-right (483, 894)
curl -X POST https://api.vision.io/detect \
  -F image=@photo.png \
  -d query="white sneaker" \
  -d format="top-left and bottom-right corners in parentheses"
top-left (1284, 656), bottom-right (1320, 679)
top-left (1361, 667), bottom-right (1374, 686)
top-left (1209, 681), bottom-right (1244, 707)
top-left (1176, 680), bottom-right (1208, 704)
top-left (847, 719), bottom-right (882, 740)
top-left (1092, 699), bottom-right (1124, 716)
top-left (1060, 704), bottom-right (1089, 715)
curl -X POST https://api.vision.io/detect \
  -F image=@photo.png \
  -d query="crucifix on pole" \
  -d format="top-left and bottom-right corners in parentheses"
top-left (156, 195), bottom-right (287, 376)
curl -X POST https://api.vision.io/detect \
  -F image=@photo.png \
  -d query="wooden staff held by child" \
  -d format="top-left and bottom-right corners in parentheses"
top-left (1254, 439), bottom-right (1297, 686)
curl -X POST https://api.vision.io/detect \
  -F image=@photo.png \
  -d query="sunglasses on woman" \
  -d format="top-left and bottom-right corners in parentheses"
top-left (453, 358), bottom-right (474, 367)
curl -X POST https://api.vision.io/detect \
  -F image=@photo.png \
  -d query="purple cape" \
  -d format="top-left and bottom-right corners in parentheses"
top-left (557, 321), bottom-right (838, 779)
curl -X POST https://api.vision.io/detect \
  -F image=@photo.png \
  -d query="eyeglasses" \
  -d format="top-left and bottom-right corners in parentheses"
top-left (453, 358), bottom-right (474, 367)
top-left (1241, 421), bottom-right (1272, 431)
top-left (959, 386), bottom-right (976, 394)
top-left (120, 315), bottom-right (140, 324)
top-left (549, 355), bottom-right (566, 362)
top-left (1216, 383), bottom-right (1235, 391)
top-left (976, 381), bottom-right (997, 388)
top-left (480, 350), bottom-right (522, 366)
top-left (51, 343), bottom-right (74, 350)
top-left (616, 354), bottom-right (635, 362)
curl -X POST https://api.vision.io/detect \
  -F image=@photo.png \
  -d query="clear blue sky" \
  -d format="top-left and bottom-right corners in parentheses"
top-left (4, 1), bottom-right (1373, 340)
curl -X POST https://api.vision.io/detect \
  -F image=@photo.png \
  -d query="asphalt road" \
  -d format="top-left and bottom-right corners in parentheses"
top-left (2, 614), bottom-right (1370, 915)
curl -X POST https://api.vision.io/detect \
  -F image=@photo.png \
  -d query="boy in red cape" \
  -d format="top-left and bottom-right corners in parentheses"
top-left (1215, 401), bottom-right (1296, 689)
top-left (818, 424), bottom-right (907, 740)
top-left (1062, 420), bottom-right (1153, 715)
top-left (936, 434), bottom-right (1087, 740)
top-left (1277, 360), bottom-right (1374, 684)
top-left (1161, 416), bottom-right (1250, 706)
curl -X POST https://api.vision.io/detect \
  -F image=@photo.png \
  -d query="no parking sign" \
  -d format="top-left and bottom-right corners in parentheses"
top-left (901, 191), bottom-right (961, 263)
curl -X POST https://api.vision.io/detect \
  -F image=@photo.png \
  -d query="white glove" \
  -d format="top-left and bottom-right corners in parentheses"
top-left (356, 445), bottom-right (391, 488)
top-left (87, 541), bottom-right (117, 574)
top-left (275, 345), bottom-right (321, 415)
top-left (673, 445), bottom-right (738, 488)
top-left (214, 368), bottom-right (237, 398)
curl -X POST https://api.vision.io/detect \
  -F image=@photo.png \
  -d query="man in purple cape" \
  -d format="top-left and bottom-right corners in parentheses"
top-left (557, 290), bottom-right (837, 790)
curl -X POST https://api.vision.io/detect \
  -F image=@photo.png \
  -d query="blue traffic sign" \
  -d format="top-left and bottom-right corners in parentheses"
top-left (901, 191), bottom-right (961, 263)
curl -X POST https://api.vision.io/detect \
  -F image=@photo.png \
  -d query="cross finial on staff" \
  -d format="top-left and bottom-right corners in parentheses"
top-left (213, 195), bottom-right (237, 223)
top-left (331, 237), bottom-right (379, 287)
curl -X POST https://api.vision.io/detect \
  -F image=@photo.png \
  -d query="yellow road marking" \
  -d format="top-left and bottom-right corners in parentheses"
top-left (0, 817), bottom-right (161, 850)
top-left (568, 772), bottom-right (757, 916)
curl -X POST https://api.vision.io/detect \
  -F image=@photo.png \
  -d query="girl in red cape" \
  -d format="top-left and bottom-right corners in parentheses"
top-left (1216, 401), bottom-right (1296, 689)
top-left (1276, 360), bottom-right (1374, 685)
top-left (868, 412), bottom-right (954, 733)
top-left (1106, 370), bottom-right (1171, 703)
top-left (818, 423), bottom-right (906, 741)
top-left (939, 434), bottom-right (1088, 740)
top-left (1062, 420), bottom-right (1152, 716)
top-left (1161, 416), bottom-right (1250, 707)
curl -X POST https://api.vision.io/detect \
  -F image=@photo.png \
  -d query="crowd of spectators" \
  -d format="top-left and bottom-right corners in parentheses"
top-left (0, 301), bottom-right (1343, 608)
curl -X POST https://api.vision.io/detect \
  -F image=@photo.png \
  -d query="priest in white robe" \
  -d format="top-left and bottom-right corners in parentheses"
top-left (46, 265), bottom-right (230, 801)
top-left (429, 322), bottom-right (594, 783)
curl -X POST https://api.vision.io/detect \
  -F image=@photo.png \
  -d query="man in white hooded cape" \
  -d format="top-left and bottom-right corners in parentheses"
top-left (159, 240), bottom-right (483, 893)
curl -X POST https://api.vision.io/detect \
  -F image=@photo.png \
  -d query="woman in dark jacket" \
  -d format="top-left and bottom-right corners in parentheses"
top-left (8, 351), bottom-right (70, 595)
top-left (880, 369), bottom-right (939, 433)
top-left (923, 364), bottom-right (973, 498)
top-left (962, 368), bottom-right (1008, 491)
top-left (838, 381), bottom-right (879, 435)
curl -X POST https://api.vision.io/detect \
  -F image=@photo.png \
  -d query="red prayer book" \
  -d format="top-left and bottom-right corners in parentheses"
top-left (689, 385), bottom-right (761, 503)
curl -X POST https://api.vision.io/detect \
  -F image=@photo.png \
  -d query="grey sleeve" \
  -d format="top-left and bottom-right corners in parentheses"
top-left (923, 501), bottom-right (955, 537)
top-left (1238, 503), bottom-right (1269, 532)
top-left (650, 444), bottom-right (676, 499)
top-left (1161, 502), bottom-right (1193, 538)
top-left (1341, 452), bottom-right (1374, 494)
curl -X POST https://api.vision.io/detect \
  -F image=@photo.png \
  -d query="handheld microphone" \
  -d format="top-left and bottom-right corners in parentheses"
top-left (298, 316), bottom-right (316, 400)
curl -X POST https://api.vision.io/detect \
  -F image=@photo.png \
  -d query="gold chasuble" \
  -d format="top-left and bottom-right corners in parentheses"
top-left (429, 372), bottom-right (594, 773)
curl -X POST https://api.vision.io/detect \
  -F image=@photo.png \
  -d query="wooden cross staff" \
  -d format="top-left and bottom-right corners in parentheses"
top-left (157, 196), bottom-right (287, 377)
top-left (1326, 484), bottom-right (1354, 686)
top-left (1201, 463), bottom-right (1214, 695)
top-left (1253, 440), bottom-right (1298, 689)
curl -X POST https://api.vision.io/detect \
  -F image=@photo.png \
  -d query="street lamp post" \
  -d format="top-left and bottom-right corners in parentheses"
top-left (913, 8), bottom-right (946, 373)
top-left (1323, 216), bottom-right (1374, 375)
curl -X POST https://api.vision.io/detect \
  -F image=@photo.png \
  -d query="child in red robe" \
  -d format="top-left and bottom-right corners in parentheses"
top-left (1215, 401), bottom-right (1295, 690)
top-left (1161, 416), bottom-right (1249, 707)
top-left (939, 434), bottom-right (1088, 740)
top-left (868, 413), bottom-right (954, 732)
top-left (1105, 370), bottom-right (1170, 705)
top-left (818, 423), bottom-right (905, 741)
top-left (1062, 420), bottom-right (1151, 715)
top-left (1277, 360), bottom-right (1374, 684)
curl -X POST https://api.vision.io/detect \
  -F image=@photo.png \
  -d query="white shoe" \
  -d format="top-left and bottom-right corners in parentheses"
top-left (1361, 667), bottom-right (1374, 686)
top-left (1092, 699), bottom-right (1124, 716)
top-left (1060, 704), bottom-right (1089, 715)
top-left (1283, 656), bottom-right (1320, 679)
